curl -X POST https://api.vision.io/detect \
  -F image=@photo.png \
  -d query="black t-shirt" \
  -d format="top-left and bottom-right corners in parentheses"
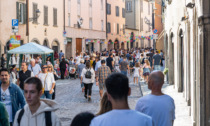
top-left (106, 57), bottom-right (113, 70)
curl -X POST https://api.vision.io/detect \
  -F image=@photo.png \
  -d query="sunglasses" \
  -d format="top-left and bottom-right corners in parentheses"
top-left (1, 92), bottom-right (6, 101)
top-left (48, 66), bottom-right (52, 68)
top-left (42, 67), bottom-right (48, 69)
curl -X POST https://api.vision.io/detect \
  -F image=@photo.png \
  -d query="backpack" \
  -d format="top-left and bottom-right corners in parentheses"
top-left (85, 69), bottom-right (92, 79)
top-left (17, 109), bottom-right (52, 126)
top-left (129, 61), bottom-right (134, 68)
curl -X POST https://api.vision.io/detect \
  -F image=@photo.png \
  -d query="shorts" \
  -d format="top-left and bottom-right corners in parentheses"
top-left (99, 83), bottom-right (106, 91)
top-left (143, 72), bottom-right (150, 76)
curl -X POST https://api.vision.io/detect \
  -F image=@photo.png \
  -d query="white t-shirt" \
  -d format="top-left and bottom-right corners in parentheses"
top-left (81, 68), bottom-right (95, 84)
top-left (28, 64), bottom-right (41, 76)
top-left (76, 56), bottom-right (81, 65)
top-left (38, 73), bottom-right (55, 91)
top-left (135, 94), bottom-right (175, 126)
top-left (1, 88), bottom-right (13, 122)
top-left (90, 110), bottom-right (153, 126)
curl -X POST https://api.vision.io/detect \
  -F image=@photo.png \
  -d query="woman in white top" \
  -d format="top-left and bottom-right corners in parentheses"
top-left (48, 64), bottom-right (58, 100)
top-left (38, 64), bottom-right (55, 99)
top-left (9, 65), bottom-right (17, 84)
top-left (114, 53), bottom-right (120, 66)
top-left (81, 61), bottom-right (95, 101)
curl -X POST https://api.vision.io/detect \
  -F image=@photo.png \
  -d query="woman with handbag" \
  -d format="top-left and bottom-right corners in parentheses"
top-left (38, 64), bottom-right (55, 99)
top-left (48, 64), bottom-right (58, 99)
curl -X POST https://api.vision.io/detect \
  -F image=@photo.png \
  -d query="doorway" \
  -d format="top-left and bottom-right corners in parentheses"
top-left (76, 38), bottom-right (82, 54)
top-left (66, 42), bottom-right (72, 58)
top-left (179, 29), bottom-right (184, 92)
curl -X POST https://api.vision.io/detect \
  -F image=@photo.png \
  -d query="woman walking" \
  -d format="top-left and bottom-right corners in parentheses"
top-left (48, 64), bottom-right (58, 99)
top-left (38, 64), bottom-right (55, 99)
top-left (143, 59), bottom-right (151, 83)
top-left (80, 61), bottom-right (95, 101)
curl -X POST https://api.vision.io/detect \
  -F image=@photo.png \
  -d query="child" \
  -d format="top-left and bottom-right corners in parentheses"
top-left (133, 62), bottom-right (141, 85)
top-left (143, 59), bottom-right (151, 82)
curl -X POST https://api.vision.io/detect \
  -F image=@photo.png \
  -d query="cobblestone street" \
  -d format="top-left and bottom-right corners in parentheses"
top-left (55, 77), bottom-right (193, 126)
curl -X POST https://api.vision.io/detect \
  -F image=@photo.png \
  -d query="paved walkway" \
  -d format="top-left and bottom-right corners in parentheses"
top-left (55, 78), bottom-right (193, 126)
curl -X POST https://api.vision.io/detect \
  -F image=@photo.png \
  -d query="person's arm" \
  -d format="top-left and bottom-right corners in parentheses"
top-left (127, 65), bottom-right (130, 74)
top-left (17, 86), bottom-right (26, 108)
top-left (16, 72), bottom-right (20, 86)
top-left (152, 59), bottom-right (155, 69)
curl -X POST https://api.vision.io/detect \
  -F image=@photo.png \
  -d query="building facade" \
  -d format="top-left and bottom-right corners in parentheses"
top-left (0, 0), bottom-right (64, 55)
top-left (107, 0), bottom-right (127, 50)
top-left (65, 0), bottom-right (106, 58)
top-left (164, 0), bottom-right (210, 125)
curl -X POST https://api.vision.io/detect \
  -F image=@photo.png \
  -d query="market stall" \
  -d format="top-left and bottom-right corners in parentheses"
top-left (7, 42), bottom-right (54, 69)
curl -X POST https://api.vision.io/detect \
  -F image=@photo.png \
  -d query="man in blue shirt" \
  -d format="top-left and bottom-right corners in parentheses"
top-left (135, 71), bottom-right (175, 126)
top-left (0, 68), bottom-right (25, 125)
top-left (59, 50), bottom-right (64, 61)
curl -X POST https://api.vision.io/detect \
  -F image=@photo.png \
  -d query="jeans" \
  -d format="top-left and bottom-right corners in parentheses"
top-left (41, 91), bottom-right (52, 99)
top-left (60, 68), bottom-right (66, 79)
top-left (154, 65), bottom-right (161, 71)
top-left (84, 83), bottom-right (93, 96)
top-left (121, 71), bottom-right (127, 76)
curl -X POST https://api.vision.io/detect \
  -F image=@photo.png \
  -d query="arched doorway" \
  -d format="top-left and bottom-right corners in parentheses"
top-left (52, 41), bottom-right (59, 53)
top-left (108, 40), bottom-right (113, 50)
top-left (169, 32), bottom-right (175, 85)
top-left (43, 39), bottom-right (49, 47)
top-left (179, 29), bottom-right (184, 92)
top-left (114, 39), bottom-right (119, 50)
top-left (136, 42), bottom-right (139, 48)
top-left (121, 42), bottom-right (125, 50)
top-left (31, 38), bottom-right (40, 44)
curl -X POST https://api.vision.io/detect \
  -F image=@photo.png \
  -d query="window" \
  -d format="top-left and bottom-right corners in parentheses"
top-left (140, 18), bottom-right (143, 31)
top-left (140, 0), bottom-right (143, 12)
top-left (77, 0), bottom-right (80, 4)
top-left (107, 3), bottom-right (111, 15)
top-left (126, 1), bottom-right (132, 12)
top-left (148, 3), bottom-right (150, 15)
top-left (101, 0), bottom-right (103, 10)
top-left (33, 3), bottom-right (38, 23)
top-left (117, 24), bottom-right (119, 34)
top-left (77, 1), bottom-right (81, 16)
top-left (101, 20), bottom-right (104, 31)
top-left (122, 8), bottom-right (125, 18)
top-left (89, 18), bottom-right (92, 29)
top-left (123, 24), bottom-right (125, 34)
top-left (68, 13), bottom-right (71, 26)
top-left (89, 0), bottom-right (92, 7)
top-left (107, 22), bottom-right (111, 33)
top-left (68, 0), bottom-right (71, 13)
top-left (116, 6), bottom-right (119, 16)
top-left (53, 8), bottom-right (57, 26)
top-left (16, 2), bottom-right (26, 24)
top-left (44, 6), bottom-right (48, 25)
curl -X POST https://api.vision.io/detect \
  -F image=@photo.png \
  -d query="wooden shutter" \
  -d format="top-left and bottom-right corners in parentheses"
top-left (53, 8), bottom-right (57, 26)
top-left (109, 4), bottom-right (111, 15)
top-left (44, 6), bottom-right (48, 25)
top-left (23, 4), bottom-right (26, 24)
top-left (16, 2), bottom-right (20, 21)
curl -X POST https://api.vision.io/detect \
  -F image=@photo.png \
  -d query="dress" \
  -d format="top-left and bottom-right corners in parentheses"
top-left (133, 67), bottom-right (140, 77)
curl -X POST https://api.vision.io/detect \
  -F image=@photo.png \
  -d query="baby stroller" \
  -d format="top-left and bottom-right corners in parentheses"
top-left (69, 65), bottom-right (77, 79)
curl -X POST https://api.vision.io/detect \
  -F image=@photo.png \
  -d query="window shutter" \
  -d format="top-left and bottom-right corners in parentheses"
top-left (109, 4), bottom-right (111, 15)
top-left (46, 7), bottom-right (48, 25)
top-left (23, 4), bottom-right (26, 24)
top-left (16, 2), bottom-right (20, 21)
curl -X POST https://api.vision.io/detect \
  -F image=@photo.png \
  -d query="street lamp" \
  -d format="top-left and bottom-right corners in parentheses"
top-left (29, 9), bottom-right (41, 22)
top-left (186, 3), bottom-right (195, 9)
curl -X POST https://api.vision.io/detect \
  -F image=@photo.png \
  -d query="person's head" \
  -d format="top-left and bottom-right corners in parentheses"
top-left (71, 112), bottom-right (95, 126)
top-left (123, 56), bottom-right (127, 61)
top-left (80, 59), bottom-right (84, 64)
top-left (70, 57), bottom-right (73, 61)
top-left (146, 54), bottom-right (150, 57)
top-left (101, 60), bottom-right (105, 65)
top-left (62, 58), bottom-right (65, 62)
top-left (21, 62), bottom-right (28, 71)
top-left (30, 59), bottom-right (35, 67)
top-left (161, 50), bottom-right (163, 52)
top-left (129, 56), bottom-right (132, 60)
top-left (10, 65), bottom-right (16, 73)
top-left (96, 93), bottom-right (112, 116)
top-left (145, 59), bottom-right (150, 66)
top-left (135, 62), bottom-right (140, 67)
top-left (0, 68), bottom-right (10, 84)
top-left (105, 73), bottom-right (131, 102)
top-left (141, 54), bottom-right (144, 57)
top-left (156, 51), bottom-right (159, 54)
top-left (109, 54), bottom-right (113, 58)
top-left (2, 54), bottom-right (4, 57)
top-left (74, 59), bottom-right (77, 63)
top-left (85, 61), bottom-right (90, 69)
top-left (41, 64), bottom-right (48, 73)
top-left (148, 71), bottom-right (164, 91)
top-left (60, 50), bottom-right (62, 52)
top-left (47, 64), bottom-right (54, 72)
top-left (24, 77), bottom-right (43, 107)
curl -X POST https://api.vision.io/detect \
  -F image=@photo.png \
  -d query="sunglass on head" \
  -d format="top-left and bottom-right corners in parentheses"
top-left (48, 66), bottom-right (52, 68)
top-left (42, 67), bottom-right (48, 69)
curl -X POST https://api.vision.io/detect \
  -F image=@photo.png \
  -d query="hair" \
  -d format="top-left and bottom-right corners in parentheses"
top-left (141, 54), bottom-right (144, 57)
top-left (123, 56), bottom-right (127, 59)
top-left (71, 112), bottom-right (95, 126)
top-left (145, 59), bottom-right (150, 66)
top-left (146, 53), bottom-right (149, 56)
top-left (22, 62), bottom-right (28, 66)
top-left (135, 62), bottom-right (140, 67)
top-left (156, 51), bottom-right (159, 53)
top-left (96, 93), bottom-right (112, 116)
top-left (0, 68), bottom-right (9, 74)
top-left (30, 58), bottom-right (35, 62)
top-left (48, 64), bottom-right (54, 72)
top-left (2, 54), bottom-right (4, 57)
top-left (101, 60), bottom-right (106, 64)
top-left (24, 77), bottom-right (43, 92)
top-left (109, 54), bottom-right (112, 57)
top-left (86, 61), bottom-right (91, 69)
top-left (105, 73), bottom-right (129, 100)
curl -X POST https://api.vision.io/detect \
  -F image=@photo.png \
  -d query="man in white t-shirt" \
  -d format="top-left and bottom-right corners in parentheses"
top-left (28, 59), bottom-right (41, 77)
top-left (135, 71), bottom-right (175, 126)
top-left (90, 73), bottom-right (153, 126)
top-left (75, 53), bottom-right (81, 65)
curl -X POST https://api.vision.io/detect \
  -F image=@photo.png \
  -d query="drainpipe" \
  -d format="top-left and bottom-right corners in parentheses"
top-left (26, 0), bottom-right (29, 42)
top-left (106, 0), bottom-right (107, 38)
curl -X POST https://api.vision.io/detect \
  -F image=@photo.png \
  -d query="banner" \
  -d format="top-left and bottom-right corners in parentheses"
top-left (10, 35), bottom-right (21, 50)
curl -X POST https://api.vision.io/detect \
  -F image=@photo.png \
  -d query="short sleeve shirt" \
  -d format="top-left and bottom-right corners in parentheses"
top-left (106, 57), bottom-right (113, 69)
top-left (120, 61), bottom-right (128, 71)
top-left (153, 54), bottom-right (162, 65)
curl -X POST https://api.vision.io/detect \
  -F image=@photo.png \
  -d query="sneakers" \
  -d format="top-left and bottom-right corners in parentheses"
top-left (88, 97), bottom-right (91, 101)
top-left (84, 95), bottom-right (87, 99)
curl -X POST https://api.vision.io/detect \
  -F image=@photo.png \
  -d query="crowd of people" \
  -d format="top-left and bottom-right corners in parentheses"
top-left (0, 47), bottom-right (175, 126)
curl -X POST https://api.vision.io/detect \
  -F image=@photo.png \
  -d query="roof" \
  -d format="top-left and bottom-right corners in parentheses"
top-left (8, 42), bottom-right (54, 54)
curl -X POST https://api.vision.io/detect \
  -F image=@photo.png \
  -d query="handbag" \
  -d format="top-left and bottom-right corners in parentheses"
top-left (42, 72), bottom-right (48, 94)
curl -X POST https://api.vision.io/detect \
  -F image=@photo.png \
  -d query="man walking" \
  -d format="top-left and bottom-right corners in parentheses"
top-left (13, 77), bottom-right (61, 126)
top-left (59, 50), bottom-right (64, 61)
top-left (119, 56), bottom-right (129, 76)
top-left (135, 71), bottom-right (175, 126)
top-left (96, 60), bottom-right (111, 98)
top-left (28, 59), bottom-right (41, 77)
top-left (59, 58), bottom-right (68, 79)
top-left (106, 54), bottom-right (114, 72)
top-left (0, 68), bottom-right (26, 125)
top-left (152, 51), bottom-right (162, 71)
top-left (17, 62), bottom-right (34, 92)
top-left (90, 73), bottom-right (153, 126)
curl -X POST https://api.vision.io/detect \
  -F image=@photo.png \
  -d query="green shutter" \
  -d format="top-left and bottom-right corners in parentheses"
top-left (16, 2), bottom-right (20, 20)
top-left (23, 4), bottom-right (26, 24)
